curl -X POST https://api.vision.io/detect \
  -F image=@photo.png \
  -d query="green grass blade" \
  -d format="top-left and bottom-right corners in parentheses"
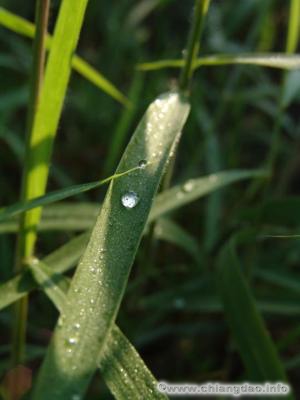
top-left (0, 167), bottom-right (139, 222)
top-left (0, 169), bottom-right (265, 233)
top-left (0, 232), bottom-right (89, 312)
top-left (154, 218), bottom-right (200, 262)
top-left (0, 6), bottom-right (129, 106)
top-left (20, 0), bottom-right (89, 260)
top-left (0, 271), bottom-right (37, 311)
top-left (137, 53), bottom-right (300, 71)
top-left (32, 91), bottom-right (190, 399)
top-left (149, 169), bottom-right (267, 221)
top-left (99, 325), bottom-right (167, 400)
top-left (217, 234), bottom-right (292, 394)
top-left (286, 0), bottom-right (300, 54)
top-left (104, 73), bottom-right (144, 175)
top-left (28, 259), bottom-right (167, 400)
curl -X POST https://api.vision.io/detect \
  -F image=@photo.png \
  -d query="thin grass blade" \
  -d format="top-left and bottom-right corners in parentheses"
top-left (138, 53), bottom-right (300, 71)
top-left (0, 167), bottom-right (138, 222)
top-left (217, 233), bottom-right (292, 395)
top-left (0, 7), bottom-right (129, 106)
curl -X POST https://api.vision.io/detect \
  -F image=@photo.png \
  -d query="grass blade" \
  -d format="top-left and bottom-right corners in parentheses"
top-left (99, 325), bottom-right (166, 400)
top-left (28, 261), bottom-right (167, 400)
top-left (0, 6), bottom-right (129, 106)
top-left (32, 91), bottom-right (190, 399)
top-left (138, 53), bottom-right (300, 71)
top-left (217, 233), bottom-right (292, 394)
top-left (154, 218), bottom-right (200, 262)
top-left (149, 169), bottom-right (266, 221)
top-left (0, 169), bottom-right (265, 233)
top-left (0, 167), bottom-right (139, 222)
top-left (0, 272), bottom-right (37, 311)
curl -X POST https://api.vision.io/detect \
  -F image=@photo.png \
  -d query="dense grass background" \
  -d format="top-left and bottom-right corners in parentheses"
top-left (1, 0), bottom-right (300, 398)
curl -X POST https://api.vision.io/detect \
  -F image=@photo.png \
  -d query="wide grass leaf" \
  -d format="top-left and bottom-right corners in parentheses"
top-left (28, 259), bottom-right (167, 400)
top-left (217, 233), bottom-right (293, 396)
top-left (0, 6), bottom-right (129, 106)
top-left (32, 91), bottom-right (190, 399)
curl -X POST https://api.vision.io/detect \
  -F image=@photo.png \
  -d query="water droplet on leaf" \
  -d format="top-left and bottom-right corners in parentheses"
top-left (138, 159), bottom-right (147, 169)
top-left (121, 191), bottom-right (139, 209)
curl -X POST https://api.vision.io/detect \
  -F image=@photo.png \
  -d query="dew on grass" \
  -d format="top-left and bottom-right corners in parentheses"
top-left (121, 191), bottom-right (139, 209)
top-left (138, 159), bottom-right (147, 169)
top-left (182, 180), bottom-right (195, 193)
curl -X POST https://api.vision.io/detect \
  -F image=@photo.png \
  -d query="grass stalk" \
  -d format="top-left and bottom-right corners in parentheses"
top-left (179, 0), bottom-right (210, 93)
top-left (11, 0), bottom-right (50, 367)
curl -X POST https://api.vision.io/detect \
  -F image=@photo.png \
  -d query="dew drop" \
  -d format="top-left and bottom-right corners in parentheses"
top-left (121, 191), bottom-right (139, 209)
top-left (138, 159), bottom-right (147, 169)
top-left (71, 395), bottom-right (81, 400)
top-left (73, 323), bottom-right (80, 330)
top-left (67, 337), bottom-right (77, 346)
top-left (182, 180), bottom-right (194, 193)
top-left (173, 298), bottom-right (186, 309)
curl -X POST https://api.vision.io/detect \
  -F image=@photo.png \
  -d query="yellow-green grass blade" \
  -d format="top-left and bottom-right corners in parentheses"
top-left (286, 0), bottom-right (300, 54)
top-left (0, 6), bottom-right (129, 106)
top-left (0, 166), bottom-right (139, 223)
top-left (137, 53), bottom-right (300, 71)
top-left (32, 91), bottom-right (190, 399)
top-left (217, 233), bottom-right (293, 397)
top-left (20, 0), bottom-right (89, 257)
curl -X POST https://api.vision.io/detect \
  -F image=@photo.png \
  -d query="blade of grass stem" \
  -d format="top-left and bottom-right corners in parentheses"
top-left (217, 234), bottom-right (292, 393)
top-left (12, 0), bottom-right (50, 367)
top-left (0, 166), bottom-right (140, 223)
top-left (0, 6), bottom-right (129, 106)
top-left (137, 53), bottom-right (300, 71)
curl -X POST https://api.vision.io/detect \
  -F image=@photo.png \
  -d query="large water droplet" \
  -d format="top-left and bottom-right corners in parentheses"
top-left (121, 191), bottom-right (139, 209)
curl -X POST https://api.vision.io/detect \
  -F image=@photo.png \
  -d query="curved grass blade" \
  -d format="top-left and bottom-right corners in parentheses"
top-left (0, 7), bottom-right (129, 106)
top-left (154, 218), bottom-right (200, 262)
top-left (217, 233), bottom-right (292, 395)
top-left (0, 271), bottom-right (36, 311)
top-left (28, 261), bottom-right (167, 400)
top-left (137, 53), bottom-right (300, 71)
top-left (0, 169), bottom-right (265, 233)
top-left (32, 91), bottom-right (190, 399)
top-left (0, 166), bottom-right (139, 223)
top-left (149, 169), bottom-right (266, 221)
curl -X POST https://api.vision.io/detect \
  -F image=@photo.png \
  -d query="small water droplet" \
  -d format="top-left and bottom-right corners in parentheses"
top-left (90, 299), bottom-right (95, 304)
top-left (174, 298), bottom-right (186, 309)
top-left (182, 180), bottom-right (194, 193)
top-left (67, 337), bottom-right (77, 345)
top-left (71, 394), bottom-right (81, 400)
top-left (138, 159), bottom-right (147, 169)
top-left (73, 323), bottom-right (80, 330)
top-left (121, 191), bottom-right (139, 209)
